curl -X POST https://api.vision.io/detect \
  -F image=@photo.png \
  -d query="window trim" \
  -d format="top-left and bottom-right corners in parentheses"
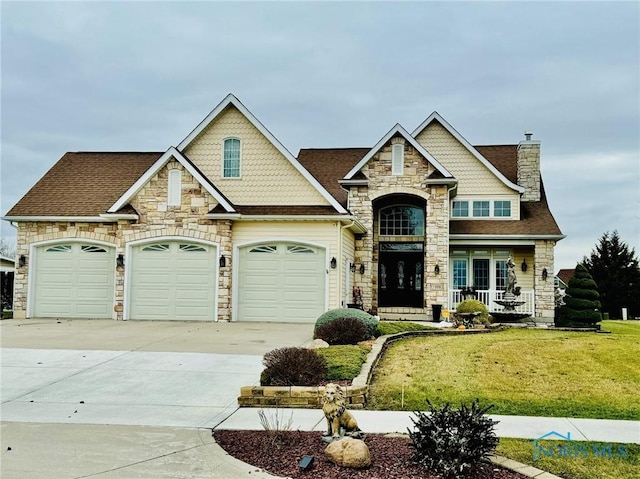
top-left (452, 200), bottom-right (469, 218)
top-left (222, 137), bottom-right (241, 178)
top-left (493, 200), bottom-right (511, 218)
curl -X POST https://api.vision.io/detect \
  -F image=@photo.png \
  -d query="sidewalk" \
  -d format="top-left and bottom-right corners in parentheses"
top-left (217, 407), bottom-right (640, 444)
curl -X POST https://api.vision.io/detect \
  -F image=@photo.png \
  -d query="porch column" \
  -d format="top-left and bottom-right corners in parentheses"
top-left (534, 239), bottom-right (556, 323)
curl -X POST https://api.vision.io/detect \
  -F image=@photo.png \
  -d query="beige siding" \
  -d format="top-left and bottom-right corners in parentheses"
top-left (183, 106), bottom-right (329, 205)
top-left (415, 122), bottom-right (516, 196)
top-left (341, 227), bottom-right (356, 307)
top-left (232, 221), bottom-right (340, 310)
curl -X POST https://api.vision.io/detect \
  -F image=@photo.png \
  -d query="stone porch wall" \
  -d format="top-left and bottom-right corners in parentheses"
top-left (534, 239), bottom-right (556, 322)
top-left (237, 385), bottom-right (368, 409)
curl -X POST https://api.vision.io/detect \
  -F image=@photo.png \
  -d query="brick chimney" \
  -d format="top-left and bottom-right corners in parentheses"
top-left (517, 131), bottom-right (541, 202)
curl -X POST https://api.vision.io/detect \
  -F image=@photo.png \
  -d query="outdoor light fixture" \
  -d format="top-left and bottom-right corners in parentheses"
top-left (434, 264), bottom-right (440, 275)
top-left (330, 257), bottom-right (337, 269)
top-left (299, 455), bottom-right (314, 471)
top-left (350, 262), bottom-right (356, 273)
top-left (116, 254), bottom-right (124, 269)
top-left (219, 255), bottom-right (226, 268)
top-left (542, 268), bottom-right (548, 281)
top-left (521, 258), bottom-right (528, 272)
top-left (359, 264), bottom-right (365, 274)
top-left (18, 254), bottom-right (27, 268)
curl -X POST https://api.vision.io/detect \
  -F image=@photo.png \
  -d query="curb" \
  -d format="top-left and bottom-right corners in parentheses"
top-left (489, 455), bottom-right (564, 479)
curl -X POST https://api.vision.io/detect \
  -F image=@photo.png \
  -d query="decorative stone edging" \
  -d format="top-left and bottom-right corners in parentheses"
top-left (489, 454), bottom-right (564, 479)
top-left (238, 327), bottom-right (502, 409)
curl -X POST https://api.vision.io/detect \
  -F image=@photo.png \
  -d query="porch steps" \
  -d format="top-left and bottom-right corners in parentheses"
top-left (377, 307), bottom-right (430, 322)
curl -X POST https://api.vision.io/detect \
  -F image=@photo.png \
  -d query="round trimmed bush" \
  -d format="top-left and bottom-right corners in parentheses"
top-left (455, 299), bottom-right (489, 323)
top-left (314, 308), bottom-right (378, 339)
top-left (314, 316), bottom-right (369, 345)
top-left (260, 347), bottom-right (328, 386)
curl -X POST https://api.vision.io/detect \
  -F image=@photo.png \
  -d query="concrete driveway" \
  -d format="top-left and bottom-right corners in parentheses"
top-left (1, 318), bottom-right (314, 428)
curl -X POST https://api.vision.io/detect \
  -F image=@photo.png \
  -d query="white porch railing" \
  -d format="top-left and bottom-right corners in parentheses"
top-left (448, 289), bottom-right (535, 315)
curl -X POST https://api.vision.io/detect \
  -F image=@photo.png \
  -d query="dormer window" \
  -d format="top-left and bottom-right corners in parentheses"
top-left (391, 143), bottom-right (404, 176)
top-left (223, 137), bottom-right (241, 178)
top-left (167, 169), bottom-right (181, 206)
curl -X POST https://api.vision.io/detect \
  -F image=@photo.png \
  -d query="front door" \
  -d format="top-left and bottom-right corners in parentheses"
top-left (378, 243), bottom-right (424, 307)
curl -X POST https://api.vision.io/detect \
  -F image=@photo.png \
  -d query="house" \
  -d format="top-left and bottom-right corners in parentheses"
top-left (3, 94), bottom-right (564, 323)
top-left (555, 268), bottom-right (575, 290)
top-left (1, 255), bottom-right (15, 311)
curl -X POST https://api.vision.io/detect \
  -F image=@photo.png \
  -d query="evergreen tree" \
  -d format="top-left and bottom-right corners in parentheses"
top-left (583, 231), bottom-right (640, 318)
top-left (557, 264), bottom-right (602, 327)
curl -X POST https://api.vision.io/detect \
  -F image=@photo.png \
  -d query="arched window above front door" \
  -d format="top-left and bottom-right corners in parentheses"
top-left (379, 205), bottom-right (425, 236)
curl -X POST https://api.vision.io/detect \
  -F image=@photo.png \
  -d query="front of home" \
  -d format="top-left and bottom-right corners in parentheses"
top-left (4, 94), bottom-right (563, 323)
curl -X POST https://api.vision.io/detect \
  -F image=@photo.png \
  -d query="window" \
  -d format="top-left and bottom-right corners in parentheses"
top-left (46, 245), bottom-right (71, 253)
top-left (473, 259), bottom-right (490, 290)
top-left (223, 138), bottom-right (241, 178)
top-left (249, 245), bottom-right (277, 253)
top-left (495, 260), bottom-right (507, 290)
top-left (452, 259), bottom-right (468, 289)
top-left (452, 201), bottom-right (469, 217)
top-left (179, 244), bottom-right (206, 252)
top-left (142, 244), bottom-right (169, 252)
top-left (473, 201), bottom-right (490, 217)
top-left (494, 200), bottom-right (511, 217)
top-left (391, 143), bottom-right (404, 175)
top-left (81, 245), bottom-right (107, 253)
top-left (380, 205), bottom-right (424, 236)
top-left (287, 245), bottom-right (315, 254)
top-left (168, 169), bottom-right (181, 206)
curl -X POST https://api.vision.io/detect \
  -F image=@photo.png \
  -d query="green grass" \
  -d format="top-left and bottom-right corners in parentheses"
top-left (317, 345), bottom-right (370, 381)
top-left (376, 321), bottom-right (437, 336)
top-left (497, 438), bottom-right (640, 479)
top-left (368, 321), bottom-right (640, 419)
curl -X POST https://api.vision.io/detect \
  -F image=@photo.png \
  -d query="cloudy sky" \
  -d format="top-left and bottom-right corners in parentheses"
top-left (1, 1), bottom-right (638, 270)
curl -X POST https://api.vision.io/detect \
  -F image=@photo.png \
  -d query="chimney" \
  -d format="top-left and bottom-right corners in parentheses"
top-left (517, 131), bottom-right (541, 202)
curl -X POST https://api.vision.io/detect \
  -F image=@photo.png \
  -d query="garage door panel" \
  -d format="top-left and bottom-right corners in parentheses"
top-left (238, 242), bottom-right (325, 323)
top-left (130, 241), bottom-right (216, 321)
top-left (34, 244), bottom-right (114, 318)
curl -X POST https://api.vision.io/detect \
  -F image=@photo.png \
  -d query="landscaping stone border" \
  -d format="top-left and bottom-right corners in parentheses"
top-left (237, 327), bottom-right (503, 408)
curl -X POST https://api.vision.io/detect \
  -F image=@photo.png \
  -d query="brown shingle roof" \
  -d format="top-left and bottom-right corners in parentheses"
top-left (475, 145), bottom-right (518, 183)
top-left (5, 152), bottom-right (161, 217)
top-left (556, 268), bottom-right (575, 284)
top-left (297, 148), bottom-right (369, 207)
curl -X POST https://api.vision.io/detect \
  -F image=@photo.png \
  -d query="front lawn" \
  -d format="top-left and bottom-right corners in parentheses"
top-left (497, 439), bottom-right (640, 479)
top-left (367, 321), bottom-right (640, 419)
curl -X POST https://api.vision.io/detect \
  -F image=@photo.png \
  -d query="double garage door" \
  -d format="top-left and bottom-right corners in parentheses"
top-left (238, 242), bottom-right (325, 323)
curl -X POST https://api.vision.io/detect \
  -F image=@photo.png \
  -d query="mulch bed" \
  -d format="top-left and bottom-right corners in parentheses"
top-left (213, 430), bottom-right (530, 479)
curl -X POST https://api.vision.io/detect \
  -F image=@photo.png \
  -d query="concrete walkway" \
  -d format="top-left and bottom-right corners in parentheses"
top-left (1, 318), bottom-right (638, 479)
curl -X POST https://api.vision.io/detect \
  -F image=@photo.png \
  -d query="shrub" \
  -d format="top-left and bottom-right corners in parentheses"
top-left (314, 308), bottom-right (379, 338)
top-left (409, 400), bottom-right (499, 479)
top-left (557, 264), bottom-right (602, 328)
top-left (260, 347), bottom-right (328, 386)
top-left (314, 316), bottom-right (369, 345)
top-left (455, 299), bottom-right (489, 324)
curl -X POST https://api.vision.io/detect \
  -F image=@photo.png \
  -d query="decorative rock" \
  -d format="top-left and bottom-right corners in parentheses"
top-left (307, 338), bottom-right (329, 349)
top-left (324, 437), bottom-right (371, 469)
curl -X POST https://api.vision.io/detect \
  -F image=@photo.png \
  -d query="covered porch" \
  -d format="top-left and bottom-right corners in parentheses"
top-left (449, 289), bottom-right (535, 316)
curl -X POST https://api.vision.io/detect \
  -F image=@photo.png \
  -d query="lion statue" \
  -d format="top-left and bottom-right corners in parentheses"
top-left (321, 383), bottom-right (363, 439)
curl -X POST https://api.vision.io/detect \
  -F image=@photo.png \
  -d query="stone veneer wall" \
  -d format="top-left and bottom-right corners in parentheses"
top-left (13, 160), bottom-right (234, 322)
top-left (347, 137), bottom-right (449, 315)
top-left (534, 239), bottom-right (556, 322)
top-left (517, 140), bottom-right (541, 203)
top-left (237, 385), bottom-right (368, 409)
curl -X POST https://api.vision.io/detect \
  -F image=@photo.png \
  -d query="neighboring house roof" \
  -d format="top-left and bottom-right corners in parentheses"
top-left (342, 123), bottom-right (455, 181)
top-left (412, 112), bottom-right (525, 193)
top-left (177, 93), bottom-right (347, 214)
top-left (4, 152), bottom-right (161, 218)
top-left (556, 268), bottom-right (575, 285)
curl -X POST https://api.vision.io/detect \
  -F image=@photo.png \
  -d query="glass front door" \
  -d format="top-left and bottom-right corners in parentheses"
top-left (378, 243), bottom-right (424, 307)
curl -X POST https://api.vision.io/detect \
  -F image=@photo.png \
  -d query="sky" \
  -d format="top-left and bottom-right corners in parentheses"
top-left (1, 1), bottom-right (639, 271)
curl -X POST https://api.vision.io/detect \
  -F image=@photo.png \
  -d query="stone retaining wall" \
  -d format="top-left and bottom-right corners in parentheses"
top-left (238, 385), bottom-right (368, 409)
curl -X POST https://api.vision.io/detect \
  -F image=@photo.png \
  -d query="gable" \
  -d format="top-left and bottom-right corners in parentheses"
top-left (414, 121), bottom-right (518, 196)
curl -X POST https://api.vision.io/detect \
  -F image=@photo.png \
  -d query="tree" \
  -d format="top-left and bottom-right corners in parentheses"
top-left (0, 237), bottom-right (16, 258)
top-left (557, 264), bottom-right (602, 328)
top-left (583, 231), bottom-right (640, 319)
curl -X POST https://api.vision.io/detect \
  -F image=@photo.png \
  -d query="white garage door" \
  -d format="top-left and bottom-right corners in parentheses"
top-left (238, 242), bottom-right (325, 323)
top-left (34, 243), bottom-right (115, 318)
top-left (130, 241), bottom-right (217, 321)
